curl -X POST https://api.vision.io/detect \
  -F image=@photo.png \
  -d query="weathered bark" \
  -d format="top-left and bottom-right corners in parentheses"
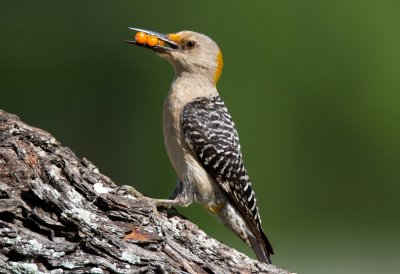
top-left (0, 109), bottom-right (292, 274)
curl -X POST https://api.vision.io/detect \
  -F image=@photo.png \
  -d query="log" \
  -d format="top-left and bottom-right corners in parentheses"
top-left (0, 109), bottom-right (293, 274)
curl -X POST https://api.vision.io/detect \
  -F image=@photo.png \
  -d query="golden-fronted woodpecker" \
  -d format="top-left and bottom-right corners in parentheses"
top-left (127, 28), bottom-right (274, 264)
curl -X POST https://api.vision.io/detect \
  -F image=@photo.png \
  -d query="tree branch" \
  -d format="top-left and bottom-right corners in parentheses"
top-left (0, 109), bottom-right (293, 274)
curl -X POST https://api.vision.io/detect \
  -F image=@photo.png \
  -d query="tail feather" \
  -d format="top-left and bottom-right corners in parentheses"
top-left (249, 228), bottom-right (274, 264)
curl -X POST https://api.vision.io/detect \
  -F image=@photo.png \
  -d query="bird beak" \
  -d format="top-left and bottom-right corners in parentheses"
top-left (126, 27), bottom-right (179, 53)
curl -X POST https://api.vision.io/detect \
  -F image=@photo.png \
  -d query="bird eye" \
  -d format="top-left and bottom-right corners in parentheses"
top-left (184, 40), bottom-right (197, 50)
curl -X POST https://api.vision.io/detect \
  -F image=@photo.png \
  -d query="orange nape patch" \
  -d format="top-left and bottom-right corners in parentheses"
top-left (214, 50), bottom-right (224, 85)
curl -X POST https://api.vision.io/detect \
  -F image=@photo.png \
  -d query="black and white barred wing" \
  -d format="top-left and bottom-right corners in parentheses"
top-left (181, 95), bottom-right (261, 227)
top-left (182, 95), bottom-right (274, 260)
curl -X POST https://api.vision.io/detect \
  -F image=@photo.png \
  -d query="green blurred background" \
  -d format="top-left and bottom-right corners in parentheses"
top-left (1, 1), bottom-right (399, 273)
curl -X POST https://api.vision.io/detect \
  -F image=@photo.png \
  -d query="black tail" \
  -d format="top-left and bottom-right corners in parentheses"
top-left (249, 228), bottom-right (274, 264)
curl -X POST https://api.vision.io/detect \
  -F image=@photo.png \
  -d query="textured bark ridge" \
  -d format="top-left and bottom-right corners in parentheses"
top-left (0, 109), bottom-right (293, 274)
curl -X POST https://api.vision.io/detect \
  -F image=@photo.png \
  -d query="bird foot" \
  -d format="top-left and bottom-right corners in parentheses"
top-left (116, 184), bottom-right (145, 199)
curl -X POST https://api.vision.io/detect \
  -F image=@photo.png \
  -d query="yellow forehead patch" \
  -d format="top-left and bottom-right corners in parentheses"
top-left (214, 50), bottom-right (224, 85)
top-left (167, 33), bottom-right (182, 43)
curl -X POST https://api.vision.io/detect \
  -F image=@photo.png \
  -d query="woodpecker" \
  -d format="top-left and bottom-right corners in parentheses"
top-left (127, 28), bottom-right (274, 263)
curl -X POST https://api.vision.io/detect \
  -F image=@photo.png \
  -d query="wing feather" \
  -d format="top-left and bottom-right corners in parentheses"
top-left (181, 95), bottom-right (273, 258)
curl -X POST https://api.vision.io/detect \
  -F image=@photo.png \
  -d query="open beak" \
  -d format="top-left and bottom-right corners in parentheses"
top-left (126, 27), bottom-right (178, 53)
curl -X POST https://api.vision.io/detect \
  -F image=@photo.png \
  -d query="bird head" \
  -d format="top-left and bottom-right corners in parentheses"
top-left (127, 28), bottom-right (223, 86)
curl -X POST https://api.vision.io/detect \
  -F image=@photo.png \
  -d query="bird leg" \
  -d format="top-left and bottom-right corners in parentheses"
top-left (116, 178), bottom-right (193, 209)
top-left (156, 178), bottom-right (194, 207)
